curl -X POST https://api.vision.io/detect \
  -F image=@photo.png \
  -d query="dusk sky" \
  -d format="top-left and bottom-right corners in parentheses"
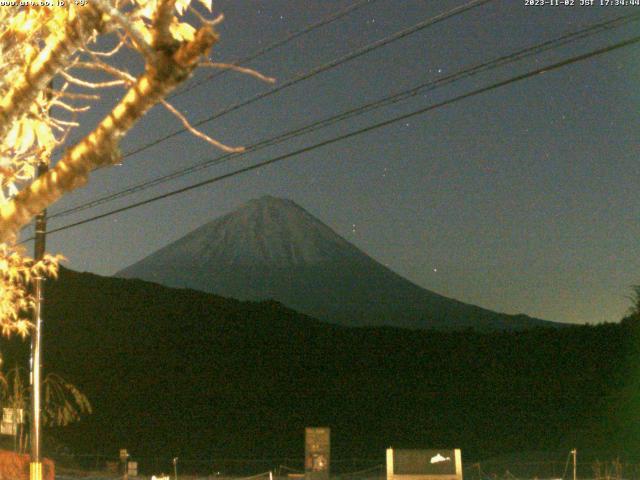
top-left (23, 0), bottom-right (640, 325)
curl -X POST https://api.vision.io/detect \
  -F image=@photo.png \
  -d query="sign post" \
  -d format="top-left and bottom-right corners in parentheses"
top-left (120, 449), bottom-right (129, 480)
top-left (305, 427), bottom-right (330, 480)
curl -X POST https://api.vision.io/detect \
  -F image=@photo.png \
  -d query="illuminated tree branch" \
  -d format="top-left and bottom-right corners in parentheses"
top-left (0, 6), bottom-right (104, 147)
top-left (0, 0), bottom-right (263, 334)
top-left (0, 25), bottom-right (218, 244)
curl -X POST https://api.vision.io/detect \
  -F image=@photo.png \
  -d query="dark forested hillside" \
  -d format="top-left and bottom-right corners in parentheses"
top-left (3, 268), bottom-right (638, 470)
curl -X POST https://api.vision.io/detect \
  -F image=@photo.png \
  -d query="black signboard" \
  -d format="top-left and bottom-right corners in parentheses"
top-left (394, 450), bottom-right (457, 475)
top-left (387, 449), bottom-right (462, 480)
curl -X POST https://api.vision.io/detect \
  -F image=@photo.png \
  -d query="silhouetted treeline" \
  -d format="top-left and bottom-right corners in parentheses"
top-left (4, 268), bottom-right (639, 465)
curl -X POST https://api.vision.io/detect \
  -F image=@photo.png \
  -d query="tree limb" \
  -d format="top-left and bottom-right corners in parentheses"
top-left (0, 26), bottom-right (218, 244)
top-left (0, 7), bottom-right (104, 147)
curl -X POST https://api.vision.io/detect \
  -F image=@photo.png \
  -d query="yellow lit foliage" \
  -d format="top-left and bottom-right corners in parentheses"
top-left (0, 0), bottom-right (231, 335)
top-left (0, 245), bottom-right (62, 337)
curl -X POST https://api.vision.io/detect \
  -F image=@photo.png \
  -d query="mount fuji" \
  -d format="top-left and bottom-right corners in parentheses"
top-left (116, 196), bottom-right (558, 330)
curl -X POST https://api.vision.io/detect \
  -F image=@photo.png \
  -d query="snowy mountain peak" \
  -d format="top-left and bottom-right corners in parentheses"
top-left (246, 195), bottom-right (298, 208)
top-left (134, 196), bottom-right (358, 269)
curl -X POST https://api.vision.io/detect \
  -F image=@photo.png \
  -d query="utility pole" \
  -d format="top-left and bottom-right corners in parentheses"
top-left (30, 80), bottom-right (52, 480)
top-left (572, 448), bottom-right (577, 480)
top-left (29, 160), bottom-right (47, 480)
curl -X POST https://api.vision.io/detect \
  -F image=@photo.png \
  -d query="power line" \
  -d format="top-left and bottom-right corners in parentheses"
top-left (40, 0), bottom-right (497, 220)
top-left (121, 0), bottom-right (495, 159)
top-left (48, 10), bottom-right (640, 220)
top-left (33, 34), bottom-right (640, 239)
top-left (167, 0), bottom-right (380, 100)
top-left (49, 0), bottom-right (381, 156)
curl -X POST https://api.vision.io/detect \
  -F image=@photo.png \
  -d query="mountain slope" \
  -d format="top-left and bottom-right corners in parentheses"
top-left (117, 196), bottom-right (557, 331)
